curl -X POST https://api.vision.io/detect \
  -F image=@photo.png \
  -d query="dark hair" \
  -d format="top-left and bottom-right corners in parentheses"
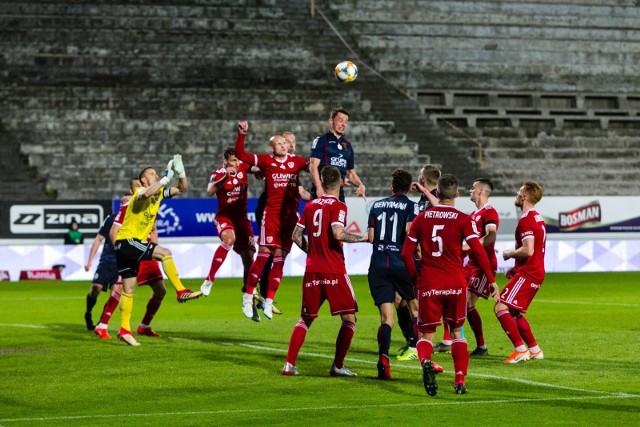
top-left (330, 107), bottom-right (350, 120)
top-left (437, 174), bottom-right (459, 200)
top-left (321, 165), bottom-right (342, 190)
top-left (475, 177), bottom-right (494, 195)
top-left (138, 167), bottom-right (154, 183)
top-left (223, 146), bottom-right (235, 160)
top-left (391, 169), bottom-right (413, 194)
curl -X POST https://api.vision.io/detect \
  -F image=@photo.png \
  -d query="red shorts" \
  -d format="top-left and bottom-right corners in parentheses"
top-left (137, 260), bottom-right (163, 286)
top-left (214, 215), bottom-right (256, 254)
top-left (300, 272), bottom-right (358, 318)
top-left (259, 211), bottom-right (297, 253)
top-left (466, 264), bottom-right (494, 300)
top-left (500, 274), bottom-right (541, 313)
top-left (417, 285), bottom-right (467, 334)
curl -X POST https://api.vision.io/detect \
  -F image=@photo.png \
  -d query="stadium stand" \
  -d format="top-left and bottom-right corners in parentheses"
top-left (332, 0), bottom-right (640, 195)
top-left (0, 0), bottom-right (428, 200)
top-left (2, 0), bottom-right (639, 198)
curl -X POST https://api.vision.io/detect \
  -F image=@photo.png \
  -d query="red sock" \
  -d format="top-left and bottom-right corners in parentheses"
top-left (265, 256), bottom-right (285, 300)
top-left (334, 321), bottom-right (355, 369)
top-left (286, 320), bottom-right (308, 366)
top-left (141, 295), bottom-right (162, 326)
top-left (99, 291), bottom-right (121, 325)
top-left (451, 339), bottom-right (469, 385)
top-left (206, 243), bottom-right (231, 281)
top-left (245, 252), bottom-right (270, 295)
top-left (416, 338), bottom-right (433, 365)
top-left (515, 315), bottom-right (537, 348)
top-left (496, 310), bottom-right (524, 348)
top-left (442, 324), bottom-right (452, 342)
top-left (467, 306), bottom-right (485, 347)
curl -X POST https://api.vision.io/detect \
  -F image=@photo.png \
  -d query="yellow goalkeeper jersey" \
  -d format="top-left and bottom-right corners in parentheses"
top-left (116, 187), bottom-right (167, 241)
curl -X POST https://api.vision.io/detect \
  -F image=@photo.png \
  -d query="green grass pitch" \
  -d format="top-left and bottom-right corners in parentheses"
top-left (0, 272), bottom-right (639, 426)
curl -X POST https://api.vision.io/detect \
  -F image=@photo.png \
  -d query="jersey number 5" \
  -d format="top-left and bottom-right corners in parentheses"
top-left (431, 224), bottom-right (444, 257)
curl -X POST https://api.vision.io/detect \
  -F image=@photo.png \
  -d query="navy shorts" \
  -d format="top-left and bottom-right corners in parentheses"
top-left (367, 267), bottom-right (415, 306)
top-left (92, 258), bottom-right (120, 291)
top-left (114, 238), bottom-right (157, 279)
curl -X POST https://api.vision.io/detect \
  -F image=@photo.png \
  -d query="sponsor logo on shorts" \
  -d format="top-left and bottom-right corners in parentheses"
top-left (421, 288), bottom-right (462, 298)
top-left (305, 278), bottom-right (338, 287)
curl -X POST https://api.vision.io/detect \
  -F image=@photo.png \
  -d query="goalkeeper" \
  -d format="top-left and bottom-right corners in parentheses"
top-left (113, 154), bottom-right (202, 346)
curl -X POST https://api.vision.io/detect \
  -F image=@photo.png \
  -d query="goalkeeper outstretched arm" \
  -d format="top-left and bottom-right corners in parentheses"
top-left (140, 159), bottom-right (173, 199)
top-left (168, 154), bottom-right (189, 196)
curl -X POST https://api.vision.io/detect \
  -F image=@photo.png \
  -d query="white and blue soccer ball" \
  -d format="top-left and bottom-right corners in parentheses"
top-left (335, 60), bottom-right (358, 83)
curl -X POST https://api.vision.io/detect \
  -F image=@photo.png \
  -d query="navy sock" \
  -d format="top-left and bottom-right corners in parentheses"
top-left (396, 304), bottom-right (416, 346)
top-left (86, 293), bottom-right (97, 314)
top-left (377, 323), bottom-right (392, 357)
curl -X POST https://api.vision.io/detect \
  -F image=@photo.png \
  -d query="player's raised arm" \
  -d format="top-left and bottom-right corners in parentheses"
top-left (234, 121), bottom-right (255, 164)
top-left (169, 154), bottom-right (188, 196)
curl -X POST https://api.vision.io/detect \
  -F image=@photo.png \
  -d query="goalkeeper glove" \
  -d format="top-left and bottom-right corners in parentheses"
top-left (172, 154), bottom-right (186, 179)
top-left (159, 159), bottom-right (174, 187)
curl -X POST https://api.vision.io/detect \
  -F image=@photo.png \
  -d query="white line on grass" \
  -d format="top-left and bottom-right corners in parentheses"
top-left (172, 338), bottom-right (638, 398)
top-left (0, 394), bottom-right (637, 424)
top-left (0, 332), bottom-right (638, 424)
top-left (0, 296), bottom-right (84, 301)
top-left (0, 323), bottom-right (57, 329)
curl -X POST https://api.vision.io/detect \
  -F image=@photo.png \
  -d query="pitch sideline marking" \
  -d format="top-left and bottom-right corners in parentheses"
top-left (0, 333), bottom-right (637, 424)
top-left (0, 394), bottom-right (637, 424)
top-left (211, 340), bottom-right (637, 397)
top-left (0, 324), bottom-right (635, 398)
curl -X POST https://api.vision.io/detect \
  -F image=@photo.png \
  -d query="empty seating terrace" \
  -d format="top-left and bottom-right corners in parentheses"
top-left (417, 89), bottom-right (640, 133)
top-left (3, 86), bottom-right (366, 121)
top-left (333, 0), bottom-right (640, 91)
top-left (12, 114), bottom-right (420, 200)
top-left (0, 2), bottom-right (316, 85)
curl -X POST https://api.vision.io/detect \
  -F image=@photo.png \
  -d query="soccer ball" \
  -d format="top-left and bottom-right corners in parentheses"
top-left (335, 61), bottom-right (358, 83)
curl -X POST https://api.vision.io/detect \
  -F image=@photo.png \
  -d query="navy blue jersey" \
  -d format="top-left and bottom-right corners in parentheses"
top-left (368, 194), bottom-right (419, 269)
top-left (310, 131), bottom-right (354, 201)
top-left (310, 131), bottom-right (355, 177)
top-left (97, 214), bottom-right (116, 263)
top-left (417, 188), bottom-right (438, 212)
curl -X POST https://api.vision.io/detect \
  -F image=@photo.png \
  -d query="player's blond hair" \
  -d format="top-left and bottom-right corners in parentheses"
top-left (523, 180), bottom-right (544, 204)
top-left (421, 164), bottom-right (441, 186)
